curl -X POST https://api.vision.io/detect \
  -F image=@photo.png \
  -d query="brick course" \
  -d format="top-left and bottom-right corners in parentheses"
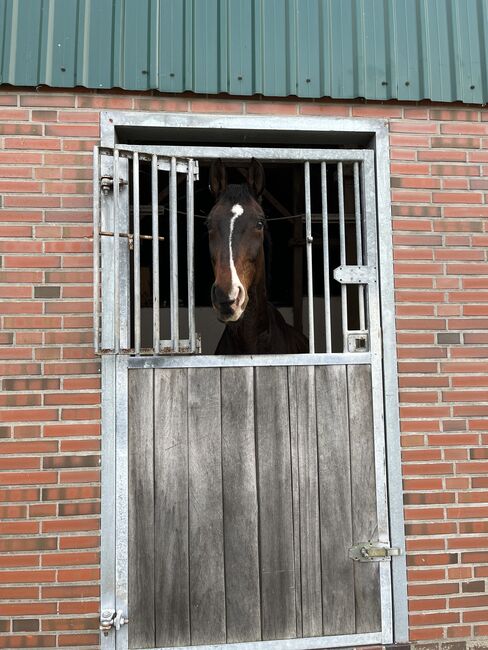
top-left (0, 89), bottom-right (487, 649)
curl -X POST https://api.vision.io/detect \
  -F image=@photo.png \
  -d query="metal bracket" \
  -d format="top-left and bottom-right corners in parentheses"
top-left (349, 542), bottom-right (401, 562)
top-left (100, 176), bottom-right (129, 196)
top-left (333, 265), bottom-right (376, 284)
top-left (347, 332), bottom-right (369, 353)
top-left (99, 608), bottom-right (129, 636)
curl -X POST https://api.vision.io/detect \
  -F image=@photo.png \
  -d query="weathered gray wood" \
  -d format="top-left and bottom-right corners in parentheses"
top-left (291, 366), bottom-right (322, 636)
top-left (188, 367), bottom-right (226, 645)
top-left (255, 366), bottom-right (296, 641)
top-left (315, 365), bottom-right (355, 635)
top-left (348, 364), bottom-right (381, 633)
top-left (128, 369), bottom-right (155, 648)
top-left (221, 367), bottom-right (261, 642)
top-left (288, 366), bottom-right (302, 637)
top-left (154, 368), bottom-right (190, 646)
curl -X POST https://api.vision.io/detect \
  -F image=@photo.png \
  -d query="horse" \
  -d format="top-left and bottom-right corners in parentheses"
top-left (207, 159), bottom-right (309, 355)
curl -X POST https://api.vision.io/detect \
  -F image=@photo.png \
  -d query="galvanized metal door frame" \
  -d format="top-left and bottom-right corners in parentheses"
top-left (99, 113), bottom-right (407, 648)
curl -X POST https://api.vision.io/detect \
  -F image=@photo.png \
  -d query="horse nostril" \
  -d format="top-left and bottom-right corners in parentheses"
top-left (235, 285), bottom-right (244, 307)
top-left (212, 284), bottom-right (234, 309)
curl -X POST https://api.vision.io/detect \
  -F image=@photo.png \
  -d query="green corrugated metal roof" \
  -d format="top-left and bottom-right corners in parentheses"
top-left (1, 0), bottom-right (488, 104)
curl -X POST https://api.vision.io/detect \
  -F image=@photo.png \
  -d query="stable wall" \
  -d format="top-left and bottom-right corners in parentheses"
top-left (0, 89), bottom-right (487, 650)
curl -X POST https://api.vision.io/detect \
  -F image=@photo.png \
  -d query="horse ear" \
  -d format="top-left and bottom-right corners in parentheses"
top-left (209, 159), bottom-right (227, 197)
top-left (248, 159), bottom-right (265, 199)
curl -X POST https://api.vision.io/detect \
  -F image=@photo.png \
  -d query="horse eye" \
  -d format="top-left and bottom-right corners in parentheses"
top-left (256, 219), bottom-right (265, 230)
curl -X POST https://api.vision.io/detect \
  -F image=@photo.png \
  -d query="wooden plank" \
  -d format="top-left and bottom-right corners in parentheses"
top-left (188, 367), bottom-right (226, 645)
top-left (288, 366), bottom-right (302, 637)
top-left (348, 364), bottom-right (381, 633)
top-left (315, 365), bottom-right (355, 635)
top-left (255, 366), bottom-right (296, 641)
top-left (154, 368), bottom-right (190, 646)
top-left (221, 367), bottom-right (261, 642)
top-left (128, 369), bottom-right (155, 648)
top-left (292, 366), bottom-right (322, 636)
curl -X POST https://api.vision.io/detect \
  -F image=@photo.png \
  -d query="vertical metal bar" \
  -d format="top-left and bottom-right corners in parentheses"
top-left (93, 146), bottom-right (100, 354)
top-left (304, 161), bottom-right (315, 353)
top-left (115, 356), bottom-right (129, 650)
top-left (321, 162), bottom-right (331, 353)
top-left (100, 356), bottom-right (116, 650)
top-left (361, 150), bottom-right (394, 644)
top-left (354, 161), bottom-right (366, 331)
top-left (186, 159), bottom-right (196, 352)
top-left (169, 156), bottom-right (179, 352)
top-left (338, 162), bottom-right (348, 352)
top-left (374, 128), bottom-right (409, 642)
top-left (113, 150), bottom-right (120, 354)
top-left (133, 153), bottom-right (141, 355)
top-left (151, 154), bottom-right (160, 354)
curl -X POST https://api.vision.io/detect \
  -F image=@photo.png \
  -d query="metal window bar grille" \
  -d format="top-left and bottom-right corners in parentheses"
top-left (93, 146), bottom-right (374, 356)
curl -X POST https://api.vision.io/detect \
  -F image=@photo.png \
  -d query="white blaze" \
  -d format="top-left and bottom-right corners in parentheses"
top-left (229, 204), bottom-right (244, 300)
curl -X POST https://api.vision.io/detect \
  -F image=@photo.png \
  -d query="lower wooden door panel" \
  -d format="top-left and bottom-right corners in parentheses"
top-left (127, 365), bottom-right (381, 649)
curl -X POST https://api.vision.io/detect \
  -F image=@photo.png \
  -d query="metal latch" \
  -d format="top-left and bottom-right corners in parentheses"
top-left (100, 176), bottom-right (129, 196)
top-left (333, 265), bottom-right (377, 284)
top-left (99, 608), bottom-right (129, 636)
top-left (349, 542), bottom-right (401, 562)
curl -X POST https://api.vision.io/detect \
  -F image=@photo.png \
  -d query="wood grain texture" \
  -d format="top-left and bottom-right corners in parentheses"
top-left (188, 367), bottom-right (226, 645)
top-left (315, 365), bottom-right (355, 635)
top-left (255, 366), bottom-right (296, 641)
top-left (288, 366), bottom-right (302, 637)
top-left (348, 364), bottom-right (381, 633)
top-left (289, 366), bottom-right (322, 637)
top-left (128, 369), bottom-right (155, 649)
top-left (221, 367), bottom-right (261, 642)
top-left (154, 369), bottom-right (190, 646)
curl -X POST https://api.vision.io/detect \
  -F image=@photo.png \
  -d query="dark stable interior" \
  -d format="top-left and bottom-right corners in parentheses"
top-left (128, 160), bottom-right (362, 353)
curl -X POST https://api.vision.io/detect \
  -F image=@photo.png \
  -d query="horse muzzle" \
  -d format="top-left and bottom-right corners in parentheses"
top-left (211, 283), bottom-right (248, 322)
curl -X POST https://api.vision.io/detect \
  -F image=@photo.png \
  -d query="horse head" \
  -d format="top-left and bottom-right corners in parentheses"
top-left (207, 160), bottom-right (266, 323)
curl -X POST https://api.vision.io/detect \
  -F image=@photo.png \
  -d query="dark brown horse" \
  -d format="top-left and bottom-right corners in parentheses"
top-left (207, 160), bottom-right (309, 355)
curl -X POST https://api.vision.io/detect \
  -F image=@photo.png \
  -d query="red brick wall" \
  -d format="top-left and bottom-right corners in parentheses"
top-left (0, 89), bottom-right (487, 649)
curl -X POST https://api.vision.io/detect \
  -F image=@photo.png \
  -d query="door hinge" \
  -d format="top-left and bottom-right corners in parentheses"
top-left (349, 542), bottom-right (401, 562)
top-left (99, 608), bottom-right (129, 636)
top-left (100, 176), bottom-right (128, 196)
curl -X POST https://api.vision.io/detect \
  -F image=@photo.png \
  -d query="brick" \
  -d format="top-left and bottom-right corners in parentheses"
top-left (42, 486), bottom-right (100, 501)
top-left (41, 617), bottom-right (98, 631)
top-left (405, 522), bottom-right (457, 536)
top-left (431, 136), bottom-right (481, 148)
top-left (58, 600), bottom-right (98, 614)
top-left (462, 581), bottom-right (485, 592)
top-left (0, 408), bottom-right (59, 423)
top-left (34, 286), bottom-right (61, 299)
top-left (409, 611), bottom-right (460, 625)
top-left (418, 150), bottom-right (467, 162)
top-left (433, 191), bottom-right (483, 204)
top-left (0, 471), bottom-right (58, 486)
top-left (41, 584), bottom-right (99, 598)
top-left (20, 94), bottom-right (76, 107)
top-left (43, 455), bottom-right (99, 469)
top-left (0, 586), bottom-right (39, 598)
top-left (0, 569), bottom-right (56, 583)
top-left (43, 423), bottom-right (100, 437)
top-left (0, 634), bottom-right (56, 647)
top-left (41, 551), bottom-right (99, 567)
top-left (58, 633), bottom-right (99, 646)
top-left (59, 535), bottom-right (99, 550)
top-left (12, 619), bottom-right (39, 632)
top-left (42, 518), bottom-right (99, 533)
top-left (463, 609), bottom-right (488, 623)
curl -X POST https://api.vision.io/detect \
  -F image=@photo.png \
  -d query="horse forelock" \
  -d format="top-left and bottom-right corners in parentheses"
top-left (217, 183), bottom-right (258, 206)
